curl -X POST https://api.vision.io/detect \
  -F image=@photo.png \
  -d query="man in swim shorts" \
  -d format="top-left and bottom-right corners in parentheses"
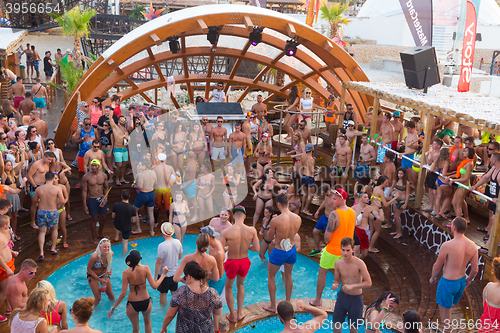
top-left (430, 217), bottom-right (478, 331)
top-left (82, 159), bottom-right (109, 244)
top-left (228, 123), bottom-right (247, 176)
top-left (210, 116), bottom-right (228, 174)
top-left (310, 188), bottom-right (355, 307)
top-left (209, 207), bottom-right (231, 241)
top-left (9, 77), bottom-right (25, 109)
top-left (33, 172), bottom-right (65, 259)
top-left (0, 215), bottom-right (15, 322)
top-left (332, 237), bottom-right (372, 333)
top-left (220, 206), bottom-right (260, 323)
top-left (109, 115), bottom-right (129, 186)
top-left (400, 121), bottom-right (418, 169)
top-left (242, 112), bottom-right (255, 177)
top-left (355, 133), bottom-right (376, 179)
top-left (133, 161), bottom-right (157, 237)
top-left (376, 113), bottom-right (396, 174)
top-left (31, 78), bottom-right (47, 119)
top-left (262, 194), bottom-right (302, 313)
top-left (152, 153), bottom-right (176, 222)
top-left (27, 151), bottom-right (56, 229)
top-left (435, 118), bottom-right (456, 145)
top-left (310, 185), bottom-right (335, 256)
top-left (301, 143), bottom-right (317, 216)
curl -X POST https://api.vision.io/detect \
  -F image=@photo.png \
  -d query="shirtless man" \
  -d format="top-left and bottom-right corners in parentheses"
top-left (109, 115), bottom-right (130, 186)
top-left (33, 172), bottom-right (65, 259)
top-left (430, 217), bottom-right (478, 333)
top-left (133, 161), bottom-right (157, 237)
top-left (251, 94), bottom-right (267, 121)
top-left (450, 136), bottom-right (465, 171)
top-left (82, 159), bottom-right (109, 243)
top-left (391, 111), bottom-right (405, 148)
top-left (423, 139), bottom-right (443, 213)
top-left (84, 140), bottom-right (112, 174)
top-left (5, 259), bottom-right (37, 311)
top-left (435, 118), bottom-right (456, 145)
top-left (376, 113), bottom-right (396, 174)
top-left (228, 123), bottom-right (247, 176)
top-left (29, 109), bottom-right (48, 139)
top-left (458, 124), bottom-right (480, 142)
top-left (209, 207), bottom-right (232, 241)
top-left (309, 185), bottom-right (335, 256)
top-left (153, 153), bottom-right (175, 222)
top-left (31, 45), bottom-right (41, 80)
top-left (221, 205), bottom-right (260, 322)
top-left (9, 77), bottom-right (25, 109)
top-left (27, 151), bottom-right (56, 229)
top-left (400, 121), bottom-right (418, 170)
top-left (262, 194), bottom-right (301, 312)
top-left (364, 107), bottom-right (382, 138)
top-left (0, 215), bottom-right (15, 322)
top-left (294, 119), bottom-right (311, 145)
top-left (18, 93), bottom-right (36, 124)
top-left (201, 116), bottom-right (213, 164)
top-left (331, 135), bottom-right (352, 190)
top-left (31, 78), bottom-right (48, 119)
top-left (354, 133), bottom-right (376, 180)
top-left (181, 150), bottom-right (198, 222)
top-left (301, 143), bottom-right (317, 216)
top-left (277, 300), bottom-right (327, 333)
top-left (331, 237), bottom-right (372, 333)
top-left (242, 113), bottom-right (255, 177)
top-left (345, 120), bottom-right (363, 146)
top-left (210, 116), bottom-right (228, 174)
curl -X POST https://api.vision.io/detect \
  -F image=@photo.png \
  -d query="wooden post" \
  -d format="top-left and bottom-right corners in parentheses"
top-left (488, 204), bottom-right (500, 257)
top-left (370, 98), bottom-right (379, 143)
top-left (414, 113), bottom-right (434, 209)
top-left (155, 88), bottom-right (158, 105)
top-left (337, 86), bottom-right (346, 129)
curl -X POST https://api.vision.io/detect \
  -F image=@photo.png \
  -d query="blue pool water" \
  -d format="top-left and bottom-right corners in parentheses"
top-left (235, 314), bottom-right (395, 333)
top-left (47, 235), bottom-right (336, 332)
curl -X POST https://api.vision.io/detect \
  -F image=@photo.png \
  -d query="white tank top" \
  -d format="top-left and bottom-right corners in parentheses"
top-left (301, 98), bottom-right (313, 110)
top-left (10, 313), bottom-right (44, 333)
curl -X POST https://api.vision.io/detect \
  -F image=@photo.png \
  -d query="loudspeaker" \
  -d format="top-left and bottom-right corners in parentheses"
top-left (400, 46), bottom-right (440, 90)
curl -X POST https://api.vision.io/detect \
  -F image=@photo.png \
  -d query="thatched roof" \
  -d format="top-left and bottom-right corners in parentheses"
top-left (0, 28), bottom-right (28, 59)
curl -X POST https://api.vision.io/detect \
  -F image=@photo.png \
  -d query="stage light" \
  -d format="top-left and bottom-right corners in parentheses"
top-left (207, 26), bottom-right (220, 45)
top-left (249, 27), bottom-right (263, 46)
top-left (284, 40), bottom-right (298, 57)
top-left (168, 36), bottom-right (180, 54)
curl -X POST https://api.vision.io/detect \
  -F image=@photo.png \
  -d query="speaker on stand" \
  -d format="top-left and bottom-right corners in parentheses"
top-left (400, 46), bottom-right (440, 93)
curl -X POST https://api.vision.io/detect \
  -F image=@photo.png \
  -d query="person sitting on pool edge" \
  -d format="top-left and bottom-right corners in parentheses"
top-left (277, 300), bottom-right (327, 333)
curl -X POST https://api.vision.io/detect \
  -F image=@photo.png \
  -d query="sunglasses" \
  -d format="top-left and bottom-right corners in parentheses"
top-left (393, 116), bottom-right (400, 118)
top-left (103, 124), bottom-right (109, 127)
top-left (217, 121), bottom-right (223, 123)
top-left (93, 145), bottom-right (100, 148)
top-left (29, 271), bottom-right (36, 276)
top-left (306, 92), bottom-right (311, 94)
top-left (487, 148), bottom-right (495, 151)
top-left (82, 105), bottom-right (89, 108)
top-left (0, 137), bottom-right (6, 140)
top-left (48, 142), bottom-right (54, 145)
top-left (84, 124), bottom-right (91, 126)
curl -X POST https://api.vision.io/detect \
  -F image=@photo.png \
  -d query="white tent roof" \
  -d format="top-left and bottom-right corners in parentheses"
top-left (357, 0), bottom-right (500, 25)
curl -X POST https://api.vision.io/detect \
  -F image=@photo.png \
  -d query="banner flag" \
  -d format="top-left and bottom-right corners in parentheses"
top-left (457, 1), bottom-right (477, 92)
top-left (398, 0), bottom-right (433, 46)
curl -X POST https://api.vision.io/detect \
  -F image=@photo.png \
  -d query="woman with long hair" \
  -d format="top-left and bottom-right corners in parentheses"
top-left (1, 153), bottom-right (25, 240)
top-left (195, 163), bottom-right (215, 225)
top-left (188, 123), bottom-right (206, 166)
top-left (354, 177), bottom-right (372, 204)
top-left (2, 99), bottom-right (20, 124)
top-left (151, 120), bottom-right (167, 142)
top-left (287, 131), bottom-right (305, 175)
top-left (160, 261), bottom-right (222, 333)
top-left (45, 139), bottom-right (64, 163)
top-left (89, 97), bottom-right (103, 128)
top-left (299, 88), bottom-right (314, 130)
top-left (169, 191), bottom-right (190, 244)
top-left (431, 148), bottom-right (453, 220)
top-left (37, 280), bottom-right (68, 331)
top-left (286, 171), bottom-right (302, 214)
top-left (369, 176), bottom-right (398, 253)
top-left (401, 310), bottom-right (422, 333)
top-left (26, 126), bottom-right (45, 151)
top-left (257, 115), bottom-right (273, 141)
top-left (479, 256), bottom-right (500, 331)
top-left (391, 167), bottom-right (410, 239)
top-left (108, 250), bottom-right (168, 333)
top-left (28, 141), bottom-right (42, 164)
top-left (110, 95), bottom-right (121, 118)
top-left (170, 123), bottom-right (187, 176)
top-left (87, 238), bottom-right (114, 306)
top-left (223, 164), bottom-right (241, 210)
top-left (283, 86), bottom-right (300, 141)
top-left (253, 132), bottom-right (273, 179)
top-left (9, 288), bottom-right (51, 333)
top-left (364, 291), bottom-right (399, 333)
top-left (252, 168), bottom-right (285, 228)
top-left (446, 147), bottom-right (475, 225)
top-left (63, 297), bottom-right (101, 332)
top-left (259, 206), bottom-right (275, 261)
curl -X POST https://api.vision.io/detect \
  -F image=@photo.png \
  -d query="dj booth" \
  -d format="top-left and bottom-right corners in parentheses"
top-left (185, 102), bottom-right (246, 121)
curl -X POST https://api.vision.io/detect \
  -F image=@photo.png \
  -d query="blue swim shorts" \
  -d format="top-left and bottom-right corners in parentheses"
top-left (231, 147), bottom-right (244, 163)
top-left (302, 175), bottom-right (315, 188)
top-left (315, 214), bottom-right (328, 233)
top-left (436, 276), bottom-right (466, 309)
top-left (113, 147), bottom-right (128, 163)
top-left (208, 273), bottom-right (226, 295)
top-left (401, 153), bottom-right (415, 169)
top-left (376, 144), bottom-right (390, 163)
top-left (269, 246), bottom-right (297, 266)
top-left (354, 162), bottom-right (370, 179)
top-left (182, 181), bottom-right (197, 199)
top-left (37, 209), bottom-right (59, 228)
top-left (87, 197), bottom-right (107, 216)
top-left (33, 97), bottom-right (46, 109)
top-left (134, 190), bottom-right (155, 208)
top-left (34, 60), bottom-right (40, 71)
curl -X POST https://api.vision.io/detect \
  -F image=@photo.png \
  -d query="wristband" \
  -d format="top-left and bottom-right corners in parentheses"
top-left (381, 307), bottom-right (388, 313)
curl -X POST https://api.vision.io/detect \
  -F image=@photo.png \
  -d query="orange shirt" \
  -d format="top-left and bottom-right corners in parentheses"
top-left (325, 207), bottom-right (356, 256)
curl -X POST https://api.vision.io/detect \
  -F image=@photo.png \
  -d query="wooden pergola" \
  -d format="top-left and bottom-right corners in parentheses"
top-left (342, 80), bottom-right (500, 257)
top-left (54, 4), bottom-right (371, 147)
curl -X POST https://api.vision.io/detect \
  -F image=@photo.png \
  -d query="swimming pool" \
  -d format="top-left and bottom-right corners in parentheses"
top-left (234, 314), bottom-right (395, 333)
top-left (47, 235), bottom-right (336, 332)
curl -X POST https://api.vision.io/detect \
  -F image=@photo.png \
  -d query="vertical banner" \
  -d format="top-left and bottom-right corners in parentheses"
top-left (251, 0), bottom-right (267, 8)
top-left (457, 1), bottom-right (477, 92)
top-left (398, 0), bottom-right (433, 46)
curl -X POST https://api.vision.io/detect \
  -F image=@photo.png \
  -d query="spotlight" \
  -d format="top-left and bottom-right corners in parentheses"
top-left (168, 36), bottom-right (180, 54)
top-left (284, 39), bottom-right (298, 57)
top-left (207, 26), bottom-right (220, 45)
top-left (249, 27), bottom-right (263, 46)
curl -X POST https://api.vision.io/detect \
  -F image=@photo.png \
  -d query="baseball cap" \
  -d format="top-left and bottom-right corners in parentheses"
top-left (305, 143), bottom-right (314, 152)
top-left (262, 132), bottom-right (269, 138)
top-left (90, 159), bottom-right (101, 166)
top-left (232, 205), bottom-right (246, 214)
top-left (347, 120), bottom-right (355, 126)
top-left (393, 111), bottom-right (401, 116)
top-left (126, 249), bottom-right (142, 268)
top-left (246, 111), bottom-right (254, 117)
top-left (158, 153), bottom-right (167, 161)
top-left (161, 222), bottom-right (175, 236)
top-left (332, 188), bottom-right (348, 200)
top-left (200, 226), bottom-right (220, 238)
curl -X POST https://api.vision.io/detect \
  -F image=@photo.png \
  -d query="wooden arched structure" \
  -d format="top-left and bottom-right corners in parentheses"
top-left (54, 4), bottom-right (371, 147)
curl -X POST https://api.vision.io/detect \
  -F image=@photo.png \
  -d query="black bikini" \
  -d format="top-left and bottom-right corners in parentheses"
top-left (127, 282), bottom-right (150, 312)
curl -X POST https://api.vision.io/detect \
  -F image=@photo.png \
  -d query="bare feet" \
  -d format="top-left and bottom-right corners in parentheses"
top-left (92, 238), bottom-right (99, 244)
top-left (150, 230), bottom-right (155, 237)
top-left (393, 233), bottom-right (403, 239)
top-left (226, 313), bottom-right (237, 323)
top-left (131, 229), bottom-right (142, 235)
top-left (190, 216), bottom-right (198, 222)
top-left (302, 210), bottom-right (313, 216)
top-left (30, 222), bottom-right (39, 230)
top-left (120, 179), bottom-right (130, 184)
top-left (368, 247), bottom-right (379, 253)
top-left (237, 313), bottom-right (246, 321)
top-left (114, 237), bottom-right (120, 242)
top-left (309, 299), bottom-right (322, 307)
top-left (262, 303), bottom-right (276, 312)
top-left (390, 231), bottom-right (397, 235)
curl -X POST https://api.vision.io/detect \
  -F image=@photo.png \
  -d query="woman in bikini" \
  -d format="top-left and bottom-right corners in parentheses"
top-left (299, 88), bottom-right (314, 130)
top-left (151, 120), bottom-right (166, 142)
top-left (89, 97), bottom-right (103, 128)
top-left (283, 86), bottom-right (300, 141)
top-left (45, 139), bottom-right (65, 163)
top-left (431, 148), bottom-right (454, 220)
top-left (1, 150), bottom-right (25, 240)
top-left (252, 168), bottom-right (285, 228)
top-left (257, 115), bottom-right (273, 141)
top-left (352, 192), bottom-right (383, 259)
top-left (364, 292), bottom-right (399, 333)
top-left (49, 152), bottom-right (73, 223)
top-left (253, 132), bottom-right (273, 179)
top-left (170, 123), bottom-right (187, 177)
top-left (223, 164), bottom-right (241, 210)
top-left (391, 167), bottom-right (410, 239)
top-left (37, 280), bottom-right (68, 331)
top-left (169, 192), bottom-right (189, 244)
top-left (369, 176), bottom-right (398, 253)
top-left (53, 173), bottom-right (69, 249)
top-left (87, 238), bottom-right (115, 306)
top-left (286, 171), bottom-right (302, 214)
top-left (189, 123), bottom-right (206, 166)
top-left (354, 177), bottom-right (372, 205)
top-left (287, 132), bottom-right (305, 175)
top-left (447, 147), bottom-right (475, 225)
top-left (259, 206), bottom-right (275, 261)
top-left (14, 132), bottom-right (30, 212)
top-left (195, 163), bottom-right (215, 225)
top-left (108, 249), bottom-right (168, 333)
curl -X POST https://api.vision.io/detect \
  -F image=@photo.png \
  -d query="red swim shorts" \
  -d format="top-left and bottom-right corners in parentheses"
top-left (13, 96), bottom-right (24, 109)
top-left (355, 226), bottom-right (370, 250)
top-left (224, 257), bottom-right (251, 280)
top-left (0, 258), bottom-right (15, 283)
